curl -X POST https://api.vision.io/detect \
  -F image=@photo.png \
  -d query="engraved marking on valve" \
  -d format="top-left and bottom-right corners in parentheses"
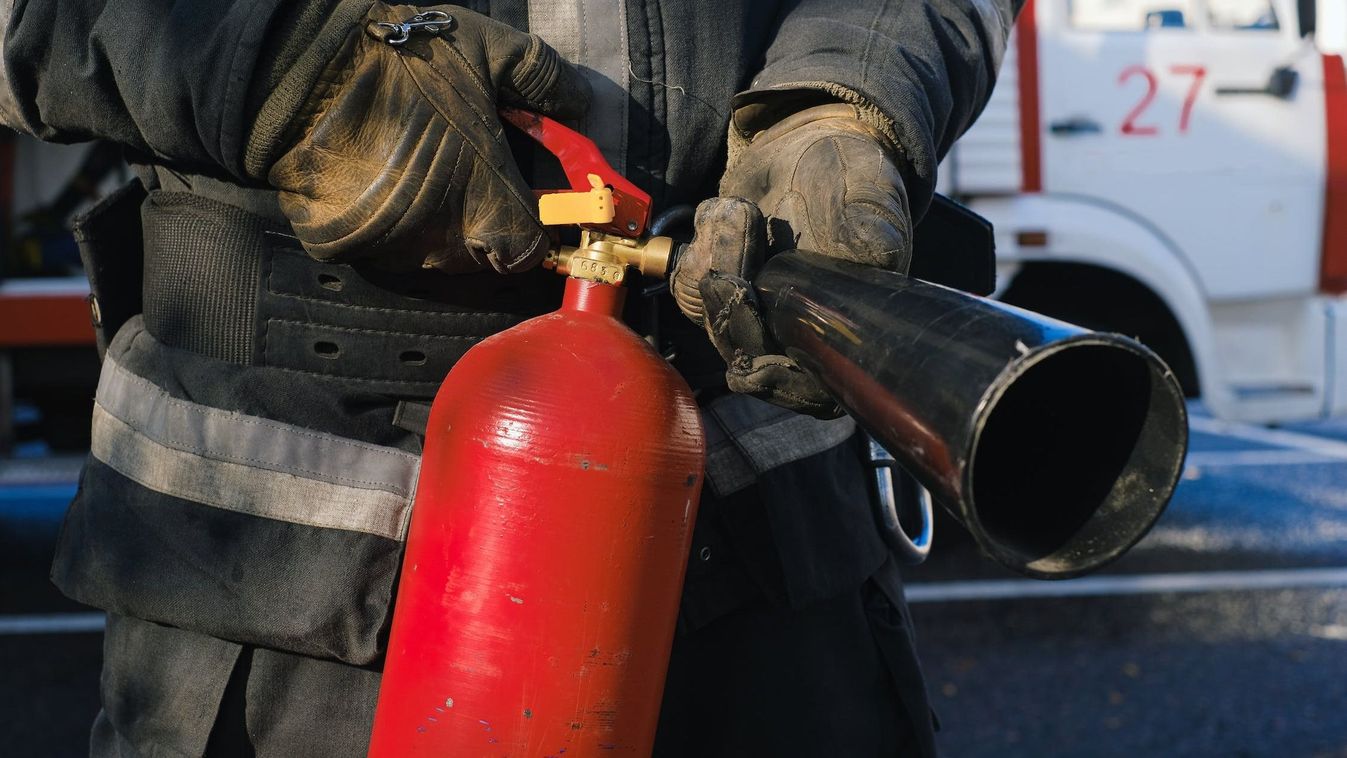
top-left (574, 257), bottom-right (625, 284)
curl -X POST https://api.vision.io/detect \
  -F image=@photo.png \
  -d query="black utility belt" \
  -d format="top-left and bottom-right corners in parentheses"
top-left (132, 189), bottom-right (561, 396)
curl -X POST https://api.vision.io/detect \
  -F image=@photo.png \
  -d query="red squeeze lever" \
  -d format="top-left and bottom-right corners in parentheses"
top-left (499, 106), bottom-right (652, 238)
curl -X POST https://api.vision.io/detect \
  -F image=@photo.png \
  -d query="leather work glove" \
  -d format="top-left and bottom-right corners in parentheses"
top-left (671, 103), bottom-right (913, 418)
top-left (250, 4), bottom-right (589, 273)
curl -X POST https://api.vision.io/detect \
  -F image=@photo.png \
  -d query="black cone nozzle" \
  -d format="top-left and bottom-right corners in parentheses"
top-left (754, 251), bottom-right (1189, 579)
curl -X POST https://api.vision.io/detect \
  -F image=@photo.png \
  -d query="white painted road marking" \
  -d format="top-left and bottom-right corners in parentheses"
top-left (0, 612), bottom-right (105, 636)
top-left (905, 567), bottom-right (1347, 603)
top-left (1185, 449), bottom-right (1347, 467)
top-left (4, 568), bottom-right (1347, 632)
top-left (1188, 416), bottom-right (1347, 460)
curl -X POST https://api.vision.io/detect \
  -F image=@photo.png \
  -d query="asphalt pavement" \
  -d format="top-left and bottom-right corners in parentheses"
top-left (907, 406), bottom-right (1347, 757)
top-left (4, 403), bottom-right (1347, 756)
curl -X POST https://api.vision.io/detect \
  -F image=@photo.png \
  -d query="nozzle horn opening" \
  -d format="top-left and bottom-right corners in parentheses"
top-left (965, 338), bottom-right (1188, 579)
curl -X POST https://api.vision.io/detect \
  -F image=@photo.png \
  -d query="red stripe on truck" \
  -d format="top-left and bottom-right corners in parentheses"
top-left (0, 292), bottom-right (93, 347)
top-left (1321, 54), bottom-right (1347, 295)
top-left (1017, 0), bottom-right (1042, 193)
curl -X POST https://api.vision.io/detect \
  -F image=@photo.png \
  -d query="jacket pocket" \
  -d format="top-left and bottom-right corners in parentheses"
top-left (51, 320), bottom-right (417, 665)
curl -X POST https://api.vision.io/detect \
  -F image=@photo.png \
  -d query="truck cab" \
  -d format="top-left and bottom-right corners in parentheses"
top-left (943, 0), bottom-right (1347, 423)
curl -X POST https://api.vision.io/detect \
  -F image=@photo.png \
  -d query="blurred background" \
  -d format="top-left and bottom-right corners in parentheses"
top-left (7, 0), bottom-right (1347, 754)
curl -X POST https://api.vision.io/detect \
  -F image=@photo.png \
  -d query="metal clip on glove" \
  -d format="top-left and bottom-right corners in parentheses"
top-left (247, 3), bottom-right (589, 273)
top-left (672, 103), bottom-right (913, 418)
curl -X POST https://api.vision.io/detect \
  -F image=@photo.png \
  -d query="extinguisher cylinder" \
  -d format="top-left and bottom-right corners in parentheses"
top-left (369, 277), bottom-right (705, 757)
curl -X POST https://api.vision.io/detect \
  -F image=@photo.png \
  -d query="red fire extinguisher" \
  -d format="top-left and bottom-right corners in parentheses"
top-left (368, 110), bottom-right (704, 756)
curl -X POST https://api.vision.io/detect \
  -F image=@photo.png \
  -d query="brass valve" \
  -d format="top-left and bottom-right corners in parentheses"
top-left (534, 168), bottom-right (675, 286)
top-left (544, 231), bottom-right (676, 286)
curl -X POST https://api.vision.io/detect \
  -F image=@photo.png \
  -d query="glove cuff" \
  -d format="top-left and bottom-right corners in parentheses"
top-left (242, 0), bottom-right (377, 180)
top-left (725, 83), bottom-right (905, 174)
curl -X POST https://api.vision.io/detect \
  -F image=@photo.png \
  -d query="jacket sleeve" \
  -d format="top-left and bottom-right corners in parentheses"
top-left (738, 0), bottom-right (1023, 216)
top-left (0, 0), bottom-right (364, 180)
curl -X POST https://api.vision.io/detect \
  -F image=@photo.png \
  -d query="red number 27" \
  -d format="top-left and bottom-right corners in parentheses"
top-left (1119, 64), bottom-right (1207, 136)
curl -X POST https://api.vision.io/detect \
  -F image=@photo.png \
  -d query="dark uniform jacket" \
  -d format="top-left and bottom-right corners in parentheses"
top-left (0, 1), bottom-right (1017, 755)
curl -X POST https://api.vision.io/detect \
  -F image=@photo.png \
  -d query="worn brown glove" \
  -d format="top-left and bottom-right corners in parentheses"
top-left (249, 4), bottom-right (588, 273)
top-left (671, 103), bottom-right (913, 418)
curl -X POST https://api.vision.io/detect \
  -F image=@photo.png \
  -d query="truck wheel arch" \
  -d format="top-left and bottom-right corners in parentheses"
top-left (967, 194), bottom-right (1220, 408)
top-left (999, 261), bottom-right (1200, 397)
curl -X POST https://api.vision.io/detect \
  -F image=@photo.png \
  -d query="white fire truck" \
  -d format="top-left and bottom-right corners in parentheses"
top-left (943, 0), bottom-right (1347, 423)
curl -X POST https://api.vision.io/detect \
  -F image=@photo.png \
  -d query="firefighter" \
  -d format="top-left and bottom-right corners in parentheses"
top-left (0, 0), bottom-right (1017, 755)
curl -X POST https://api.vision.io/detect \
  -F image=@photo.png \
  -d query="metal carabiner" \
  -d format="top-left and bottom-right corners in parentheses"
top-left (376, 11), bottom-right (454, 46)
top-left (866, 435), bottom-right (934, 565)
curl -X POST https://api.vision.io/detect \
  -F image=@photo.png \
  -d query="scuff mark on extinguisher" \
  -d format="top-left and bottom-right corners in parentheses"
top-left (573, 455), bottom-right (610, 471)
top-left (509, 595), bottom-right (524, 604)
